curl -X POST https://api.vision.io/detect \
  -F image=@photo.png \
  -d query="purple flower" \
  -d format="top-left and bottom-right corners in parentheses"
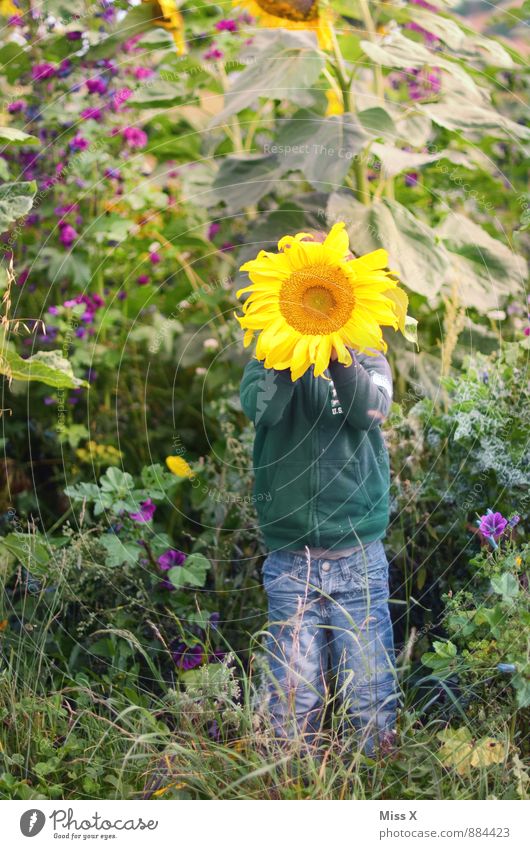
top-left (113, 87), bottom-right (133, 108)
top-left (207, 222), bottom-right (220, 240)
top-left (48, 305), bottom-right (59, 315)
top-left (59, 224), bottom-right (78, 247)
top-left (158, 549), bottom-right (187, 570)
top-left (7, 99), bottom-right (26, 113)
top-left (137, 274), bottom-right (149, 285)
top-left (66, 31), bottom-right (83, 41)
top-left (134, 67), bottom-right (154, 80)
top-left (129, 498), bottom-right (156, 523)
top-left (405, 171), bottom-right (419, 187)
top-left (70, 134), bottom-right (89, 151)
top-left (32, 63), bottom-right (55, 81)
top-left (122, 126), bottom-right (148, 148)
top-left (220, 241), bottom-right (235, 253)
top-left (81, 107), bottom-right (102, 121)
top-left (17, 268), bottom-right (29, 286)
top-left (478, 510), bottom-right (508, 540)
top-left (159, 578), bottom-right (175, 591)
top-left (524, 327), bottom-right (530, 337)
top-left (203, 45), bottom-right (223, 61)
top-left (507, 514), bottom-right (520, 529)
top-left (149, 251), bottom-right (161, 264)
top-left (86, 78), bottom-right (107, 94)
top-left (216, 19), bottom-right (238, 32)
top-left (172, 642), bottom-right (205, 670)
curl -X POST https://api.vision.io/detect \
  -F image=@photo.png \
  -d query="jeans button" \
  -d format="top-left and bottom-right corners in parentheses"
top-left (322, 561), bottom-right (331, 572)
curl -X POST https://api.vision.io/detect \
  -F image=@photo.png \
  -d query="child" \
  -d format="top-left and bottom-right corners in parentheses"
top-left (240, 326), bottom-right (397, 758)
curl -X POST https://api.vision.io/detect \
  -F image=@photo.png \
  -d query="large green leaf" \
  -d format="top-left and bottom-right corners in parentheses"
top-left (212, 29), bottom-right (325, 125)
top-left (360, 31), bottom-right (482, 97)
top-left (274, 110), bottom-right (368, 186)
top-left (0, 347), bottom-right (89, 389)
top-left (0, 181), bottom-right (36, 230)
top-left (212, 153), bottom-right (284, 210)
top-left (327, 193), bottom-right (447, 299)
top-left (0, 127), bottom-right (39, 146)
top-left (437, 213), bottom-right (527, 309)
top-left (370, 142), bottom-right (442, 178)
top-left (168, 552), bottom-right (210, 589)
top-left (411, 8), bottom-right (514, 67)
top-left (358, 106), bottom-right (397, 140)
top-left (422, 96), bottom-right (530, 141)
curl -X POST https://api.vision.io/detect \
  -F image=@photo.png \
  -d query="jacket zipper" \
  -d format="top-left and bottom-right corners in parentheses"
top-left (312, 370), bottom-right (320, 546)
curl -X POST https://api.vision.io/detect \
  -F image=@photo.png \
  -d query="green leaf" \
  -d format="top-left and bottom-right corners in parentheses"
top-left (0, 533), bottom-right (50, 570)
top-left (360, 31), bottom-right (482, 97)
top-left (100, 535), bottom-right (141, 568)
top-left (490, 572), bottom-right (519, 601)
top-left (438, 213), bottom-right (527, 309)
top-left (274, 110), bottom-right (368, 186)
top-left (370, 142), bottom-right (442, 178)
top-left (0, 347), bottom-right (89, 389)
top-left (212, 29), bottom-right (325, 125)
top-left (358, 107), bottom-right (397, 139)
top-left (0, 181), bottom-right (37, 230)
top-left (168, 553), bottom-right (210, 589)
top-left (0, 127), bottom-right (39, 146)
top-left (212, 154), bottom-right (283, 210)
top-left (423, 96), bottom-right (530, 141)
top-left (129, 81), bottom-right (185, 108)
top-left (327, 193), bottom-right (448, 300)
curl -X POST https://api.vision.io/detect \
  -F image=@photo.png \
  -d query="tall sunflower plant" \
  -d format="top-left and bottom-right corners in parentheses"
top-left (236, 222), bottom-right (418, 381)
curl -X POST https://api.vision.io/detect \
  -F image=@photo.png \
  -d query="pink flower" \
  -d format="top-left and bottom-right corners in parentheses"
top-left (122, 126), bottom-right (148, 148)
top-left (7, 100), bottom-right (26, 113)
top-left (113, 87), bottom-right (133, 109)
top-left (524, 327), bottom-right (530, 336)
top-left (70, 135), bottom-right (89, 151)
top-left (149, 251), bottom-right (161, 264)
top-left (59, 225), bottom-right (78, 247)
top-left (17, 268), bottom-right (29, 286)
top-left (207, 222), bottom-right (220, 240)
top-left (137, 274), bottom-right (149, 285)
top-left (134, 67), bottom-right (154, 80)
top-left (216, 19), bottom-right (238, 32)
top-left (203, 45), bottom-right (223, 60)
top-left (32, 63), bottom-right (55, 81)
top-left (129, 498), bottom-right (156, 523)
top-left (81, 107), bottom-right (102, 121)
top-left (122, 33), bottom-right (143, 53)
top-left (86, 78), bottom-right (107, 94)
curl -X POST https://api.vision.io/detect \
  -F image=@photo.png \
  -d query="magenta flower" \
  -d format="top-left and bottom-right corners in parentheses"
top-left (70, 134), bottom-right (89, 151)
top-left (158, 549), bottom-right (187, 570)
top-left (129, 498), bottom-right (156, 523)
top-left (86, 78), bottom-right (107, 94)
top-left (204, 45), bottom-right (224, 60)
top-left (134, 67), bottom-right (154, 80)
top-left (207, 222), bottom-right (221, 240)
top-left (524, 327), bottom-right (530, 337)
top-left (149, 251), bottom-right (161, 264)
top-left (32, 63), bottom-right (55, 81)
top-left (216, 19), bottom-right (238, 32)
top-left (17, 268), bottom-right (29, 287)
top-left (66, 31), bottom-right (83, 41)
top-left (59, 224), bottom-right (78, 247)
top-left (113, 87), bottom-right (133, 108)
top-left (172, 642), bottom-right (205, 670)
top-left (7, 100), bottom-right (26, 113)
top-left (405, 172), bottom-right (419, 187)
top-left (122, 126), bottom-right (148, 148)
top-left (81, 106), bottom-right (102, 121)
top-left (478, 511), bottom-right (508, 540)
top-left (137, 274), bottom-right (149, 285)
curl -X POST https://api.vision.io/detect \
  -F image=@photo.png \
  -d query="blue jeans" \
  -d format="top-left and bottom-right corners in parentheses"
top-left (262, 539), bottom-right (397, 756)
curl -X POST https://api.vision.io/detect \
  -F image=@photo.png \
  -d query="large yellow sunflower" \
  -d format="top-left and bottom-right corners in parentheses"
top-left (234, 1), bottom-right (333, 50)
top-left (236, 222), bottom-right (409, 381)
top-left (144, 0), bottom-right (187, 54)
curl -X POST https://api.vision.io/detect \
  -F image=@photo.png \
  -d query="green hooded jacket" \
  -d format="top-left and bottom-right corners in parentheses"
top-left (240, 351), bottom-right (393, 552)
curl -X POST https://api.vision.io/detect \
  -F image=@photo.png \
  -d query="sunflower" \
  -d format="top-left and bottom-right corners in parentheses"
top-left (236, 222), bottom-right (409, 381)
top-left (234, 1), bottom-right (333, 50)
top-left (144, 0), bottom-right (187, 54)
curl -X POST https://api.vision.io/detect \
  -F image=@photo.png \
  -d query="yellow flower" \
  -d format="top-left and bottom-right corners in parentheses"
top-left (236, 222), bottom-right (408, 380)
top-left (233, 1), bottom-right (334, 50)
top-left (76, 441), bottom-right (122, 466)
top-left (144, 0), bottom-right (187, 54)
top-left (515, 556), bottom-right (522, 567)
top-left (166, 455), bottom-right (194, 478)
top-left (325, 88), bottom-right (344, 116)
top-left (0, 1), bottom-right (18, 16)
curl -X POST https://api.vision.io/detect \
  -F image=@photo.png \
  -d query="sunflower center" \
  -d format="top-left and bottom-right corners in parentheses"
top-left (279, 264), bottom-right (355, 335)
top-left (256, 1), bottom-right (319, 23)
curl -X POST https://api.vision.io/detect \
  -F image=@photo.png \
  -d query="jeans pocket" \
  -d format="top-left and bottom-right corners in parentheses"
top-left (344, 541), bottom-right (388, 593)
top-left (262, 552), bottom-right (305, 592)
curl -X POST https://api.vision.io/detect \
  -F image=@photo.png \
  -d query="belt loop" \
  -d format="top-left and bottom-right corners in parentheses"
top-left (339, 557), bottom-right (351, 582)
